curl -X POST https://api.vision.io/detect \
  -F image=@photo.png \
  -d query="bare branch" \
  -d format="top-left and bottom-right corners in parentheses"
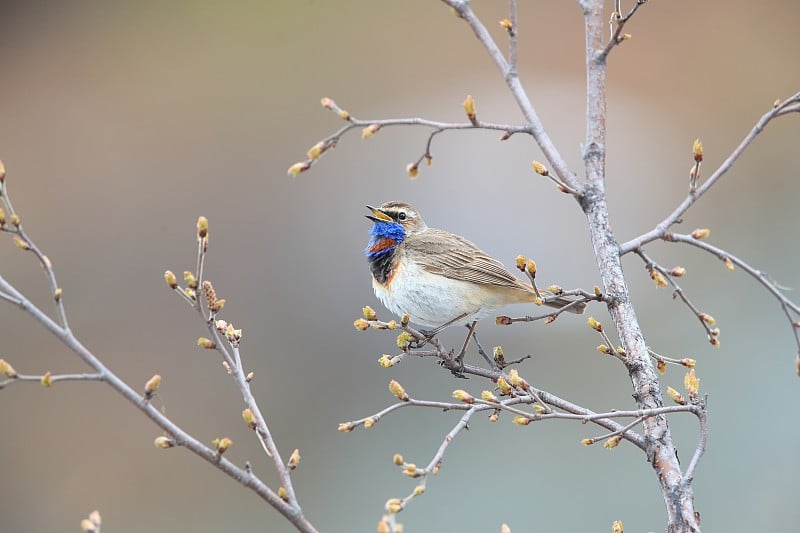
top-left (634, 248), bottom-right (719, 345)
top-left (0, 372), bottom-right (104, 390)
top-left (290, 106), bottom-right (531, 176)
top-left (0, 176), bottom-right (70, 330)
top-left (598, 0), bottom-right (649, 60)
top-left (620, 90), bottom-right (800, 255)
top-left (439, 0), bottom-right (584, 194)
top-left (507, 0), bottom-right (519, 73)
top-left (667, 232), bottom-right (800, 365)
top-left (0, 173), bottom-right (318, 532)
top-left (683, 399), bottom-right (708, 485)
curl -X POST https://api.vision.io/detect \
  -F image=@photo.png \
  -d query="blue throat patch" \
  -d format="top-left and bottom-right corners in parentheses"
top-left (365, 221), bottom-right (405, 259)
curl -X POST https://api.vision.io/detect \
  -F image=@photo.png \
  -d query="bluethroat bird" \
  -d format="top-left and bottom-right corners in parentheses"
top-left (365, 201), bottom-right (585, 372)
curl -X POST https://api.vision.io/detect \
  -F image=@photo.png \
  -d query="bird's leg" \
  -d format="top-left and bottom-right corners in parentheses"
top-left (451, 320), bottom-right (478, 377)
top-left (411, 312), bottom-right (470, 348)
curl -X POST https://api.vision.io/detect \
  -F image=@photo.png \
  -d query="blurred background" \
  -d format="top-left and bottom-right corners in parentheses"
top-left (1, 1), bottom-right (799, 531)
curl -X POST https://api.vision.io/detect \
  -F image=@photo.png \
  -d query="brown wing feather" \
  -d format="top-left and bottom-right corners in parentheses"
top-left (403, 229), bottom-right (528, 289)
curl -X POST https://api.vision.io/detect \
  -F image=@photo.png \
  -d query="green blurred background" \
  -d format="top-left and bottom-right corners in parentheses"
top-left (1, 1), bottom-right (799, 531)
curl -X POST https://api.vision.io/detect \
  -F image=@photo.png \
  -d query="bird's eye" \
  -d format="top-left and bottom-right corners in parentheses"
top-left (397, 212), bottom-right (407, 221)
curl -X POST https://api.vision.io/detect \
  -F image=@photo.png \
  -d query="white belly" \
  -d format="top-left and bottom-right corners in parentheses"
top-left (372, 257), bottom-right (511, 329)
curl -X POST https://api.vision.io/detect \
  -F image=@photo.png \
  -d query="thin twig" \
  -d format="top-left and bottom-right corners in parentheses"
top-left (634, 248), bottom-right (718, 343)
top-left (668, 232), bottom-right (800, 362)
top-left (598, 0), bottom-right (648, 60)
top-left (439, 0), bottom-right (584, 194)
top-left (496, 290), bottom-right (599, 325)
top-left (0, 372), bottom-right (105, 390)
top-left (619, 90), bottom-right (800, 255)
top-left (682, 398), bottom-right (708, 485)
top-left (0, 272), bottom-right (315, 531)
top-left (294, 113), bottom-right (532, 174)
top-left (1, 179), bottom-right (70, 331)
top-left (507, 0), bottom-right (519, 73)
top-left (0, 178), bottom-right (317, 531)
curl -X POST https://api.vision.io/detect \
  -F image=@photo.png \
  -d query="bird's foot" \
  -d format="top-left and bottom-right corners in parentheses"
top-left (408, 331), bottom-right (433, 350)
top-left (450, 349), bottom-right (468, 379)
top-left (436, 349), bottom-right (468, 378)
top-left (409, 332), bottom-right (434, 349)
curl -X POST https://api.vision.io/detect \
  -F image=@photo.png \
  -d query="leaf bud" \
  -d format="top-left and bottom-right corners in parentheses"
top-left (669, 266), bottom-right (686, 277)
top-left (496, 376), bottom-right (512, 395)
top-left (452, 389), bottom-right (474, 404)
top-left (463, 95), bottom-right (477, 125)
top-left (492, 346), bottom-right (505, 366)
top-left (723, 256), bottom-right (735, 272)
top-left (512, 416), bottom-right (531, 426)
top-left (481, 390), bottom-right (498, 402)
top-left (650, 270), bottom-right (668, 287)
top-left (361, 124), bottom-right (382, 139)
top-left (197, 337), bottom-right (216, 349)
top-left (144, 374), bottom-right (161, 397)
top-left (699, 313), bottom-right (716, 325)
top-left (402, 463), bottom-right (419, 477)
top-left (507, 368), bottom-right (524, 387)
top-left (215, 437), bottom-right (232, 454)
top-left (385, 498), bottom-right (403, 514)
top-left (389, 379), bottom-right (409, 401)
top-left (306, 141), bottom-right (325, 161)
top-left (242, 408), bottom-right (257, 429)
top-left (396, 331), bottom-right (413, 349)
top-left (692, 139), bottom-right (703, 162)
top-left (666, 386), bottom-right (686, 405)
top-left (13, 236), bottom-right (29, 250)
top-left (288, 448), bottom-right (301, 470)
top-left (684, 369), bottom-right (700, 399)
top-left (287, 161), bottom-right (311, 176)
top-left (183, 271), bottom-right (198, 289)
top-left (531, 160), bottom-right (549, 176)
top-left (154, 436), bottom-right (175, 449)
top-left (0, 358), bottom-right (18, 378)
top-left (196, 216), bottom-right (208, 239)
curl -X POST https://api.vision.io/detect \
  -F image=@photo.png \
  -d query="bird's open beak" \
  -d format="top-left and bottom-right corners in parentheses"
top-left (365, 205), bottom-right (393, 223)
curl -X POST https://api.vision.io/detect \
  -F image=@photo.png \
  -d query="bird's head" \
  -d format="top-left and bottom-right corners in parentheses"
top-left (364, 202), bottom-right (427, 261)
top-left (365, 201), bottom-right (427, 237)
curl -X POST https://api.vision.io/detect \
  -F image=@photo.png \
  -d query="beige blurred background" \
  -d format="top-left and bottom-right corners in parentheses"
top-left (1, 1), bottom-right (799, 531)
